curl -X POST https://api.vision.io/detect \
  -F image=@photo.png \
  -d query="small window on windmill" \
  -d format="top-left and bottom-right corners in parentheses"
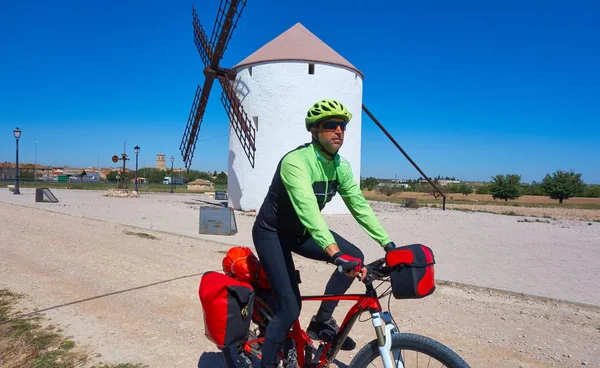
top-left (308, 63), bottom-right (315, 75)
top-left (248, 66), bottom-right (252, 76)
top-left (252, 116), bottom-right (259, 131)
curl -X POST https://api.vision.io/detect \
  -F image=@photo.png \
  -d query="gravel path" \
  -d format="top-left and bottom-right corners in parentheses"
top-left (2, 188), bottom-right (599, 306)
top-left (1, 188), bottom-right (599, 367)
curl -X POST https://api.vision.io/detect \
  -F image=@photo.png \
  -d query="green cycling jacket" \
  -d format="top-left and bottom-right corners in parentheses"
top-left (254, 143), bottom-right (391, 249)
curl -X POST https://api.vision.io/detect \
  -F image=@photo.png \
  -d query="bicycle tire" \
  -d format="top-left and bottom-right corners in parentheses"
top-left (349, 333), bottom-right (470, 368)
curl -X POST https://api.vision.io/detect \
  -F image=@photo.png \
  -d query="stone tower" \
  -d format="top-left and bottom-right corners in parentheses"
top-left (156, 154), bottom-right (166, 170)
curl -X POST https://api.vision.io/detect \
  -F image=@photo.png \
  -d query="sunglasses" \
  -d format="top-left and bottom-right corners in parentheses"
top-left (320, 121), bottom-right (347, 131)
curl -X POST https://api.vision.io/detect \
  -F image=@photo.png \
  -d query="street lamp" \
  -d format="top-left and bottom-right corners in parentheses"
top-left (134, 145), bottom-right (140, 192)
top-left (13, 127), bottom-right (21, 195)
top-left (34, 140), bottom-right (38, 182)
top-left (170, 155), bottom-right (174, 193)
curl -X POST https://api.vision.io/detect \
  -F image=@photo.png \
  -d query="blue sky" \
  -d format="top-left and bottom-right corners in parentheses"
top-left (1, 0), bottom-right (598, 183)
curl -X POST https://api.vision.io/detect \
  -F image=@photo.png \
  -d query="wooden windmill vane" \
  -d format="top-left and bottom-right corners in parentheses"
top-left (180, 0), bottom-right (256, 170)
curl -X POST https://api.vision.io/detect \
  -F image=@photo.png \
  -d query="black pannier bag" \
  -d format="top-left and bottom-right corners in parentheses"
top-left (385, 244), bottom-right (436, 299)
top-left (199, 271), bottom-right (255, 348)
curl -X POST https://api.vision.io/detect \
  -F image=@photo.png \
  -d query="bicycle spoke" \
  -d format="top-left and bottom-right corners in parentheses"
top-left (366, 349), bottom-right (452, 367)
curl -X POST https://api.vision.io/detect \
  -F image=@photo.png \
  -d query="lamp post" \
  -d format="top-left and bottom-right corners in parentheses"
top-left (13, 128), bottom-right (22, 194)
top-left (170, 156), bottom-right (174, 193)
top-left (134, 145), bottom-right (140, 192)
top-left (34, 140), bottom-right (38, 182)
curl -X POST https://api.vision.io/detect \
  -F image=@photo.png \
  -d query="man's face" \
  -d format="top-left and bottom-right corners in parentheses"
top-left (314, 117), bottom-right (346, 155)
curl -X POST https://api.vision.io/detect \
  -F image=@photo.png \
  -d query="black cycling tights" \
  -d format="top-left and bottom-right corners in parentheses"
top-left (252, 226), bottom-right (364, 368)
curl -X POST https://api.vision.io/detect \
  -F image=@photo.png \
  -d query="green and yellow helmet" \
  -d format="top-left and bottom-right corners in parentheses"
top-left (305, 99), bottom-right (352, 131)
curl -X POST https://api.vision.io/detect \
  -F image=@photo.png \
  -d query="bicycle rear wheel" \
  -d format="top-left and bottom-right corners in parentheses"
top-left (349, 333), bottom-right (469, 368)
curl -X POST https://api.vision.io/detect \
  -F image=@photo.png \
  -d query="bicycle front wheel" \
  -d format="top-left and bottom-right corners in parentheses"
top-left (349, 333), bottom-right (470, 368)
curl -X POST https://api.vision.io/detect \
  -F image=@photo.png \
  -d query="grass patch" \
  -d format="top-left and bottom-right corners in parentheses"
top-left (0, 289), bottom-right (146, 368)
top-left (123, 231), bottom-right (158, 240)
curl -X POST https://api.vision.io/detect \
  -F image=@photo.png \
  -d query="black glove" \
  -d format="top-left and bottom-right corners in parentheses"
top-left (383, 242), bottom-right (396, 253)
top-left (331, 252), bottom-right (363, 273)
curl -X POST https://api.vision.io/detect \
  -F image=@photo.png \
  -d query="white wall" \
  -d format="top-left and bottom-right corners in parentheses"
top-left (228, 61), bottom-right (363, 214)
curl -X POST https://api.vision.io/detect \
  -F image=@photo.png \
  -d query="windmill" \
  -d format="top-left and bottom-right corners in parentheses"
top-left (180, 0), bottom-right (256, 170)
top-left (182, 1), bottom-right (448, 211)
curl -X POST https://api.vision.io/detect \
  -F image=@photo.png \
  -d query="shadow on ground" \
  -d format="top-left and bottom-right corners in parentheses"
top-left (198, 352), bottom-right (226, 367)
top-left (197, 352), bottom-right (349, 367)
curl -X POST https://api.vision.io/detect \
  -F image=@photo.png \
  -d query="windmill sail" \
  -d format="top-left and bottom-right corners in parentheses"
top-left (210, 0), bottom-right (246, 61)
top-left (180, 0), bottom-right (253, 170)
top-left (219, 76), bottom-right (256, 168)
top-left (192, 7), bottom-right (213, 66)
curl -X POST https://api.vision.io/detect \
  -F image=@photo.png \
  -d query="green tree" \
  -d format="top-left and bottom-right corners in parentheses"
top-left (140, 168), bottom-right (167, 183)
top-left (584, 185), bottom-right (600, 198)
top-left (527, 181), bottom-right (545, 196)
top-left (489, 174), bottom-right (522, 201)
top-left (541, 170), bottom-right (586, 204)
top-left (425, 181), bottom-right (446, 199)
top-left (361, 177), bottom-right (379, 191)
top-left (378, 184), bottom-right (400, 197)
top-left (445, 183), bottom-right (461, 193)
top-left (19, 169), bottom-right (34, 180)
top-left (106, 170), bottom-right (118, 182)
top-left (214, 171), bottom-right (228, 185)
top-left (458, 183), bottom-right (473, 197)
top-left (182, 170), bottom-right (212, 183)
top-left (476, 185), bottom-right (490, 195)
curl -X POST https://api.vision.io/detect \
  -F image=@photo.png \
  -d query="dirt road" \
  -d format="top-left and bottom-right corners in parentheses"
top-left (0, 192), bottom-right (599, 367)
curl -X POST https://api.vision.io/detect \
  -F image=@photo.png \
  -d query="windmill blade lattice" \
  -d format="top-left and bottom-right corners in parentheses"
top-left (192, 6), bottom-right (213, 66)
top-left (219, 76), bottom-right (256, 168)
top-left (210, 0), bottom-right (246, 61)
top-left (180, 82), bottom-right (211, 169)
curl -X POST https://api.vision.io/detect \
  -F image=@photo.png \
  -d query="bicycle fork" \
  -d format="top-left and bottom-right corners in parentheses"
top-left (371, 311), bottom-right (403, 368)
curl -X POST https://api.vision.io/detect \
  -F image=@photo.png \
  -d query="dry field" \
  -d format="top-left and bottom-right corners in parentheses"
top-left (363, 191), bottom-right (600, 221)
top-left (363, 191), bottom-right (600, 205)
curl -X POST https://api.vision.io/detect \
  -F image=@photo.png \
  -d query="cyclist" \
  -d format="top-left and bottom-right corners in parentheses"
top-left (252, 99), bottom-right (396, 368)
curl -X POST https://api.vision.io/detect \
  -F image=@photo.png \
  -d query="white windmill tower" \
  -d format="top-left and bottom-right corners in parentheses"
top-left (228, 23), bottom-right (364, 214)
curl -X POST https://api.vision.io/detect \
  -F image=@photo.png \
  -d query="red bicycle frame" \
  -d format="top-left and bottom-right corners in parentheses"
top-left (244, 292), bottom-right (383, 367)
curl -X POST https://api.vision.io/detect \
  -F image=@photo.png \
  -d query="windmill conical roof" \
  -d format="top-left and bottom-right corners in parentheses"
top-left (234, 23), bottom-right (363, 78)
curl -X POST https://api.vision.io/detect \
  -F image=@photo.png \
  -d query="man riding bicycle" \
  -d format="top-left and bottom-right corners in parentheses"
top-left (252, 99), bottom-right (396, 368)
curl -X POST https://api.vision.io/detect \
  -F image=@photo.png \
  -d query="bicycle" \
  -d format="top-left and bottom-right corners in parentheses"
top-left (220, 257), bottom-right (470, 368)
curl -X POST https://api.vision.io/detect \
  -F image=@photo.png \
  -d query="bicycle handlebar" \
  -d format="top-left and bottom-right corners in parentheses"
top-left (335, 257), bottom-right (402, 282)
top-left (337, 262), bottom-right (360, 273)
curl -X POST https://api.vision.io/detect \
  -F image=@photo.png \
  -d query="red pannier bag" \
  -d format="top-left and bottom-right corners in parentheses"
top-left (385, 244), bottom-right (436, 299)
top-left (222, 246), bottom-right (270, 290)
top-left (199, 271), bottom-right (254, 348)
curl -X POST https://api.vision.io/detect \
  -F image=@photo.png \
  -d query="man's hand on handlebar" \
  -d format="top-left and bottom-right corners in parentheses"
top-left (331, 252), bottom-right (367, 280)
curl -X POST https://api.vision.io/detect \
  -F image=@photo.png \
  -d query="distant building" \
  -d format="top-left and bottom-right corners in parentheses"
top-left (187, 179), bottom-right (214, 191)
top-left (156, 154), bottom-right (166, 170)
top-left (438, 180), bottom-right (461, 186)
